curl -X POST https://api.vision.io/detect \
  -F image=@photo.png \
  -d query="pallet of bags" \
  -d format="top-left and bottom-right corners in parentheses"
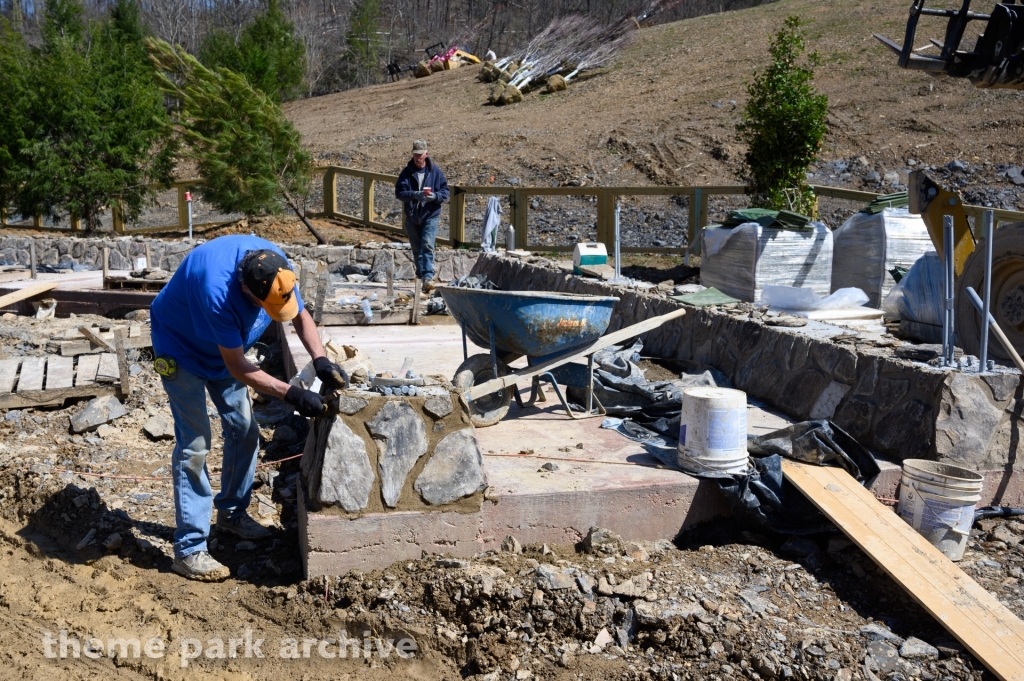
top-left (830, 193), bottom-right (935, 308)
top-left (700, 210), bottom-right (833, 303)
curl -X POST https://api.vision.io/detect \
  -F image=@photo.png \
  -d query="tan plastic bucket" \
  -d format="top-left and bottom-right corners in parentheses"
top-left (897, 459), bottom-right (983, 561)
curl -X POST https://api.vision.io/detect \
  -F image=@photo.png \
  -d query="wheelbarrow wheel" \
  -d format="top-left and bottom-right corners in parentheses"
top-left (453, 353), bottom-right (513, 427)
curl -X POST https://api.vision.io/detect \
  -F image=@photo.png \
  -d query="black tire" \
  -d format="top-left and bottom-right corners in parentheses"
top-left (453, 353), bottom-right (513, 428)
top-left (956, 222), bottom-right (1024, 362)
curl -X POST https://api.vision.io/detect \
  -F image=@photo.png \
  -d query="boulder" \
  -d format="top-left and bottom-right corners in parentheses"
top-left (534, 564), bottom-right (577, 590)
top-left (583, 526), bottom-right (624, 555)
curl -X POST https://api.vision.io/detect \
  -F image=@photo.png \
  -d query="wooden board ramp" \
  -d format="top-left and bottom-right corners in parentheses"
top-left (782, 459), bottom-right (1024, 681)
top-left (0, 352), bottom-right (129, 409)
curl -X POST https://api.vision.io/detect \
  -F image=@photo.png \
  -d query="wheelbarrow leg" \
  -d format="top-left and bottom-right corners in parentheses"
top-left (488, 321), bottom-right (499, 380)
top-left (536, 372), bottom-right (605, 420)
top-left (460, 320), bottom-right (468, 362)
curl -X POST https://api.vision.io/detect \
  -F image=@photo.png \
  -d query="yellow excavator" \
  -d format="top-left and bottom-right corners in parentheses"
top-left (875, 0), bottom-right (1024, 360)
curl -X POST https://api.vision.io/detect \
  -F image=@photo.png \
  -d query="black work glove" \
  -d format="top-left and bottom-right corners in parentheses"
top-left (285, 385), bottom-right (325, 418)
top-left (313, 356), bottom-right (349, 391)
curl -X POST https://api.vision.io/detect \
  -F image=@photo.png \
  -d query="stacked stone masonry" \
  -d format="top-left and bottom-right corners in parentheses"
top-left (472, 254), bottom-right (1024, 472)
top-left (0, 236), bottom-right (481, 282)
top-left (301, 390), bottom-right (488, 515)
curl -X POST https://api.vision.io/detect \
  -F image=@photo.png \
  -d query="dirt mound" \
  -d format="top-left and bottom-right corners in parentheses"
top-left (284, 0), bottom-right (1022, 212)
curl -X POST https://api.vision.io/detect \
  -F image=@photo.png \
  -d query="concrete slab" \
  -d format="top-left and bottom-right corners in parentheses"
top-left (286, 323), bottom-right (802, 576)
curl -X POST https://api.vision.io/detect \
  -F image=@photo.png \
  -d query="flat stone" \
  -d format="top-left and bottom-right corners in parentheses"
top-left (865, 641), bottom-right (900, 675)
top-left (334, 396), bottom-right (369, 415)
top-left (737, 589), bottom-right (769, 614)
top-left (318, 417), bottom-right (375, 512)
top-left (895, 344), bottom-right (942, 361)
top-left (71, 395), bottom-right (127, 433)
top-left (463, 564), bottom-right (505, 595)
top-left (576, 572), bottom-right (596, 594)
top-left (632, 600), bottom-right (705, 627)
top-left (142, 414), bottom-right (175, 440)
top-left (103, 533), bottom-right (122, 551)
top-left (809, 381), bottom-right (850, 420)
top-left (899, 637), bottom-right (939, 660)
top-left (414, 429), bottom-right (487, 505)
top-left (534, 564), bottom-right (577, 590)
top-left (860, 623), bottom-right (904, 644)
top-left (368, 401), bottom-right (428, 508)
top-left (935, 374), bottom-right (1003, 467)
top-left (423, 393), bottom-right (454, 419)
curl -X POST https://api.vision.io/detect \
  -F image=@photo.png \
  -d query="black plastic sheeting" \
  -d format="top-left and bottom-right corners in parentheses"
top-left (713, 421), bottom-right (880, 535)
top-left (602, 413), bottom-right (881, 535)
top-left (974, 505), bottom-right (1024, 523)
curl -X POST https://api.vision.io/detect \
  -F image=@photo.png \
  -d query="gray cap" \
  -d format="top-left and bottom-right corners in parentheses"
top-left (412, 140), bottom-right (428, 154)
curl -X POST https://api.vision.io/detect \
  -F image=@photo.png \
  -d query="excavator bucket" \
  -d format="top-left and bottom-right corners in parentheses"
top-left (874, 1), bottom-right (1024, 88)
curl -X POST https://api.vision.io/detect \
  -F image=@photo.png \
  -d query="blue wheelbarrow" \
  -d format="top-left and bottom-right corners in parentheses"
top-left (439, 287), bottom-right (687, 427)
top-left (439, 287), bottom-right (620, 426)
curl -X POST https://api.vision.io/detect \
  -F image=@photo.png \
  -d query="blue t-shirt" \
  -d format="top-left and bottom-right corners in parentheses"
top-left (151, 235), bottom-right (304, 380)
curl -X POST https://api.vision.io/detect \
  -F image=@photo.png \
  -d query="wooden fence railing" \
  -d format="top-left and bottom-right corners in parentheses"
top-left (4, 166), bottom-right (1024, 256)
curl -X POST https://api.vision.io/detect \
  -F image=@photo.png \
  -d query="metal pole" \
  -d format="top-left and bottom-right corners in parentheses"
top-left (943, 216), bottom-right (955, 367)
top-left (614, 202), bottom-right (621, 280)
top-left (186, 191), bottom-right (193, 240)
top-left (980, 210), bottom-right (994, 373)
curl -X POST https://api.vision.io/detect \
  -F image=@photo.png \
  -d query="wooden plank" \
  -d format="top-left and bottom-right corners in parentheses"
top-left (60, 330), bottom-right (151, 357)
top-left (96, 353), bottom-right (119, 383)
top-left (0, 358), bottom-right (21, 393)
top-left (0, 282), bottom-right (58, 310)
top-left (45, 356), bottom-right (74, 390)
top-left (467, 307), bottom-right (687, 401)
top-left (782, 460), bottom-right (1024, 681)
top-left (16, 357), bottom-right (46, 392)
top-left (75, 354), bottom-right (100, 386)
top-left (113, 328), bottom-right (130, 395)
top-left (0, 384), bottom-right (116, 410)
top-left (78, 325), bottom-right (115, 352)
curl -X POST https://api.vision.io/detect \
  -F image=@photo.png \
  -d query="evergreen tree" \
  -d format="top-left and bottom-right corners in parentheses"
top-left (198, 0), bottom-right (306, 102)
top-left (0, 18), bottom-right (31, 216)
top-left (345, 0), bottom-right (384, 88)
top-left (14, 0), bottom-right (174, 230)
top-left (147, 38), bottom-right (325, 244)
top-left (737, 16), bottom-right (828, 216)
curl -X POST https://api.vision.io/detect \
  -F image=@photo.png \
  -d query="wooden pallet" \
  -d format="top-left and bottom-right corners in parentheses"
top-left (783, 460), bottom-right (1024, 681)
top-left (0, 332), bottom-right (130, 409)
top-left (103, 275), bottom-right (168, 292)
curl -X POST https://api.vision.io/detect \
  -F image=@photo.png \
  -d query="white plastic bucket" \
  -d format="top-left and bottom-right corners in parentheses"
top-left (897, 459), bottom-right (983, 561)
top-left (677, 387), bottom-right (748, 475)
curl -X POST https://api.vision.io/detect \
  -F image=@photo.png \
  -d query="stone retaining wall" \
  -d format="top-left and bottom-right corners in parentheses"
top-left (0, 235), bottom-right (481, 281)
top-left (472, 254), bottom-right (1024, 472)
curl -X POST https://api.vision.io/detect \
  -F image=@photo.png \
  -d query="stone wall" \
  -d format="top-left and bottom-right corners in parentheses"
top-left (0, 235), bottom-right (481, 282)
top-left (301, 389), bottom-right (487, 515)
top-left (472, 254), bottom-right (1024, 472)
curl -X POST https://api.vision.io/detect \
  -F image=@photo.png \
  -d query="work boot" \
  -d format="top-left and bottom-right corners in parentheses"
top-left (172, 551), bottom-right (230, 582)
top-left (215, 510), bottom-right (272, 540)
top-left (422, 278), bottom-right (435, 293)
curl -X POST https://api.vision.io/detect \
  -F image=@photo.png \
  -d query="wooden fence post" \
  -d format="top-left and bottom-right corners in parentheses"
top-left (450, 189), bottom-right (466, 247)
top-left (362, 174), bottom-right (374, 228)
top-left (512, 188), bottom-right (528, 250)
top-left (177, 185), bottom-right (189, 232)
top-left (324, 168), bottom-right (337, 217)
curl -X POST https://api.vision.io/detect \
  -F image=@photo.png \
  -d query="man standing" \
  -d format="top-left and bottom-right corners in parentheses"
top-left (152, 234), bottom-right (345, 581)
top-left (395, 140), bottom-right (449, 291)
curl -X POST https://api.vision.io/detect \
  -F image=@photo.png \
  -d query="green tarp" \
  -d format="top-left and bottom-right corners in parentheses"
top-left (671, 287), bottom-right (741, 307)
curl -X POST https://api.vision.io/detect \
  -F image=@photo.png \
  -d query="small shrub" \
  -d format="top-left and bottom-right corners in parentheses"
top-left (737, 16), bottom-right (828, 216)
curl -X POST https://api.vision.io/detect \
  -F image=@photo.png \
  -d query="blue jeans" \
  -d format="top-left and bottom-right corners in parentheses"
top-left (161, 366), bottom-right (260, 558)
top-left (404, 215), bottom-right (439, 280)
